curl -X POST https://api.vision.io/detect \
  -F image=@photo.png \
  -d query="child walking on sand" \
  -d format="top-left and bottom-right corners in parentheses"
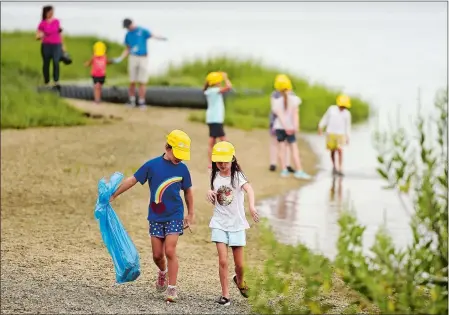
top-left (84, 41), bottom-right (117, 104)
top-left (318, 94), bottom-right (352, 176)
top-left (109, 129), bottom-right (194, 303)
top-left (270, 92), bottom-right (293, 173)
top-left (203, 72), bottom-right (233, 169)
top-left (206, 141), bottom-right (259, 306)
top-left (271, 74), bottom-right (311, 179)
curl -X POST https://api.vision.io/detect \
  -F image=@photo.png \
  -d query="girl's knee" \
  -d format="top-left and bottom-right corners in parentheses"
top-left (219, 258), bottom-right (228, 269)
top-left (165, 246), bottom-right (177, 260)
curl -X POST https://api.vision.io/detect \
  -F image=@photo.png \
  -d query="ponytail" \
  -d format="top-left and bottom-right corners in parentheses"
top-left (281, 89), bottom-right (288, 110)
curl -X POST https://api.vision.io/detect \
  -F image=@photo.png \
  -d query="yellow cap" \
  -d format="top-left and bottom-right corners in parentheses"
top-left (206, 72), bottom-right (223, 86)
top-left (166, 129), bottom-right (191, 161)
top-left (274, 74), bottom-right (293, 91)
top-left (93, 41), bottom-right (106, 57)
top-left (336, 94), bottom-right (351, 108)
top-left (211, 141), bottom-right (235, 163)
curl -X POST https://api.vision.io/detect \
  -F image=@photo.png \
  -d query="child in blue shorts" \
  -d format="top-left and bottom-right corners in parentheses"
top-left (206, 141), bottom-right (259, 306)
top-left (110, 129), bottom-right (194, 303)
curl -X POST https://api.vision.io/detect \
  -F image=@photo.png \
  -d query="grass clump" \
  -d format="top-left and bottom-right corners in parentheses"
top-left (1, 31), bottom-right (128, 129)
top-left (150, 56), bottom-right (371, 131)
top-left (248, 88), bottom-right (448, 314)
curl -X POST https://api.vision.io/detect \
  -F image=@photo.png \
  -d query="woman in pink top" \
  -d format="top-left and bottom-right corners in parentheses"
top-left (36, 5), bottom-right (64, 87)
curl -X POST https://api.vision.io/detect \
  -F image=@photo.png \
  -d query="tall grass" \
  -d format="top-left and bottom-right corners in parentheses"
top-left (248, 88), bottom-right (448, 314)
top-left (1, 31), bottom-right (128, 129)
top-left (151, 56), bottom-right (371, 131)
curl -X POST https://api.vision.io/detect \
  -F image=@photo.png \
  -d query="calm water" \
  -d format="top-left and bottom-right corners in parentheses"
top-left (2, 2), bottom-right (447, 258)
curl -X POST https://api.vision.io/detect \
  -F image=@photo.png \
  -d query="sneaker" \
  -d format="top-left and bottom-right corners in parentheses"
top-left (155, 270), bottom-right (168, 292)
top-left (287, 166), bottom-right (295, 173)
top-left (233, 275), bottom-right (249, 298)
top-left (280, 169), bottom-right (290, 178)
top-left (294, 170), bottom-right (312, 180)
top-left (269, 165), bottom-right (276, 172)
top-left (166, 286), bottom-right (178, 303)
top-left (216, 296), bottom-right (231, 306)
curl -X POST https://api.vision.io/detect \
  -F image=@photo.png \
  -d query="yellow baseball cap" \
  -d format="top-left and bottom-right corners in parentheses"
top-left (206, 72), bottom-right (223, 86)
top-left (166, 129), bottom-right (191, 161)
top-left (211, 141), bottom-right (235, 163)
top-left (274, 74), bottom-right (292, 91)
top-left (336, 94), bottom-right (351, 108)
top-left (93, 41), bottom-right (106, 57)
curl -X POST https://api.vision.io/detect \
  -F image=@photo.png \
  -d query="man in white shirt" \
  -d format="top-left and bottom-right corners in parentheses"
top-left (318, 94), bottom-right (352, 176)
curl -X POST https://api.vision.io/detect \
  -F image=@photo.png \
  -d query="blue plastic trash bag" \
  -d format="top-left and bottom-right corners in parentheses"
top-left (94, 172), bottom-right (141, 284)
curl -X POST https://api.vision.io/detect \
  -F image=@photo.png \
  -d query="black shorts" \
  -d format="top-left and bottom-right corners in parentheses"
top-left (208, 123), bottom-right (225, 138)
top-left (275, 129), bottom-right (296, 143)
top-left (92, 76), bottom-right (106, 85)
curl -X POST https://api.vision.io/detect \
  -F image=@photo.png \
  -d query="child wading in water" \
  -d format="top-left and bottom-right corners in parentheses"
top-left (84, 41), bottom-right (117, 104)
top-left (203, 72), bottom-right (233, 169)
top-left (206, 141), bottom-right (259, 306)
top-left (110, 130), bottom-right (194, 303)
top-left (318, 94), bottom-right (352, 176)
top-left (271, 74), bottom-right (311, 179)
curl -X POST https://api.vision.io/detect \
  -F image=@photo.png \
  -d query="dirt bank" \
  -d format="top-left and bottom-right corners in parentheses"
top-left (0, 101), bottom-right (317, 314)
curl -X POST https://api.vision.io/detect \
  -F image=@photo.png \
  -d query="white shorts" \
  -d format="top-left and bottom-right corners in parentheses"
top-left (128, 55), bottom-right (148, 83)
top-left (211, 228), bottom-right (246, 247)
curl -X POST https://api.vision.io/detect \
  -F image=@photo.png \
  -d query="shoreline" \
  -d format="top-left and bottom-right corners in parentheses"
top-left (0, 100), bottom-right (319, 314)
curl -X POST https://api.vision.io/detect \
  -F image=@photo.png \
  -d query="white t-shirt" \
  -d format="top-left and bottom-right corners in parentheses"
top-left (271, 93), bottom-right (302, 130)
top-left (318, 105), bottom-right (352, 136)
top-left (209, 172), bottom-right (250, 232)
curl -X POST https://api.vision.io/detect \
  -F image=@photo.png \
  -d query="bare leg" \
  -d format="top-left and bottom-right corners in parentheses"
top-left (94, 83), bottom-right (102, 103)
top-left (151, 236), bottom-right (167, 271)
top-left (285, 144), bottom-right (292, 168)
top-left (128, 82), bottom-right (136, 104)
top-left (278, 141), bottom-right (286, 170)
top-left (290, 143), bottom-right (303, 171)
top-left (164, 234), bottom-right (180, 286)
top-left (337, 148), bottom-right (343, 174)
top-left (269, 135), bottom-right (277, 166)
top-left (138, 83), bottom-right (146, 104)
top-left (231, 246), bottom-right (245, 287)
top-left (331, 150), bottom-right (336, 171)
top-left (216, 243), bottom-right (229, 298)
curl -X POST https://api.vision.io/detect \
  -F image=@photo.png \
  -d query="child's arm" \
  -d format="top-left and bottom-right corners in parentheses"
top-left (183, 187), bottom-right (194, 226)
top-left (346, 111), bottom-right (352, 144)
top-left (219, 72), bottom-right (233, 94)
top-left (242, 182), bottom-right (259, 223)
top-left (318, 107), bottom-right (330, 135)
top-left (110, 176), bottom-right (138, 201)
top-left (84, 57), bottom-right (93, 67)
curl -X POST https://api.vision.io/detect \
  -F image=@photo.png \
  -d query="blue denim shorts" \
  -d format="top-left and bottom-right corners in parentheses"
top-left (211, 228), bottom-right (246, 247)
top-left (149, 220), bottom-right (184, 238)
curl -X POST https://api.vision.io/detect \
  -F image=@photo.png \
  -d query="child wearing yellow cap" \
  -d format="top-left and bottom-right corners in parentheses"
top-left (318, 94), bottom-right (352, 176)
top-left (206, 141), bottom-right (259, 306)
top-left (203, 72), bottom-right (233, 169)
top-left (84, 41), bottom-right (118, 104)
top-left (271, 74), bottom-right (311, 179)
top-left (109, 130), bottom-right (194, 303)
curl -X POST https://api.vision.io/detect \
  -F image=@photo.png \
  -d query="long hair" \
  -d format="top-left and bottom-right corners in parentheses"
top-left (210, 156), bottom-right (248, 190)
top-left (203, 81), bottom-right (209, 92)
top-left (281, 89), bottom-right (288, 110)
top-left (42, 5), bottom-right (53, 21)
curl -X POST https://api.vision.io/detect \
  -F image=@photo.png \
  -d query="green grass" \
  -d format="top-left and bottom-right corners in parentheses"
top-left (1, 31), bottom-right (129, 129)
top-left (148, 56), bottom-right (371, 131)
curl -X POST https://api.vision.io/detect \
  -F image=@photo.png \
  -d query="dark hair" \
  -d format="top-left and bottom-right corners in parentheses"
top-left (281, 89), bottom-right (288, 110)
top-left (165, 143), bottom-right (172, 150)
top-left (203, 81), bottom-right (209, 92)
top-left (210, 156), bottom-right (248, 190)
top-left (42, 5), bottom-right (53, 21)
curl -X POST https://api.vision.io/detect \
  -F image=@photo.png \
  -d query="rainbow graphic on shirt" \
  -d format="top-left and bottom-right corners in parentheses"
top-left (154, 176), bottom-right (183, 204)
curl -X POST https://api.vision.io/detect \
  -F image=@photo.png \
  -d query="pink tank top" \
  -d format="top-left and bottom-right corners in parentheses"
top-left (91, 56), bottom-right (107, 77)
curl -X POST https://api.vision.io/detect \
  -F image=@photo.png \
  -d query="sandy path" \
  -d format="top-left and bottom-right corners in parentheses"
top-left (1, 100), bottom-right (317, 314)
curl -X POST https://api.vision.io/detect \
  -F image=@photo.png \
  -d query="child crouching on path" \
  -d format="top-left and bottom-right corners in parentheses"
top-left (206, 141), bottom-right (259, 306)
top-left (110, 129), bottom-right (194, 303)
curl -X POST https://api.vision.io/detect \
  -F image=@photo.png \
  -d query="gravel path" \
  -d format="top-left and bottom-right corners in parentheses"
top-left (1, 101), bottom-right (317, 314)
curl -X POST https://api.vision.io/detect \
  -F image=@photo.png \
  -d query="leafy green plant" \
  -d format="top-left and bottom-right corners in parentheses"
top-left (249, 88), bottom-right (447, 314)
top-left (334, 88), bottom-right (448, 314)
